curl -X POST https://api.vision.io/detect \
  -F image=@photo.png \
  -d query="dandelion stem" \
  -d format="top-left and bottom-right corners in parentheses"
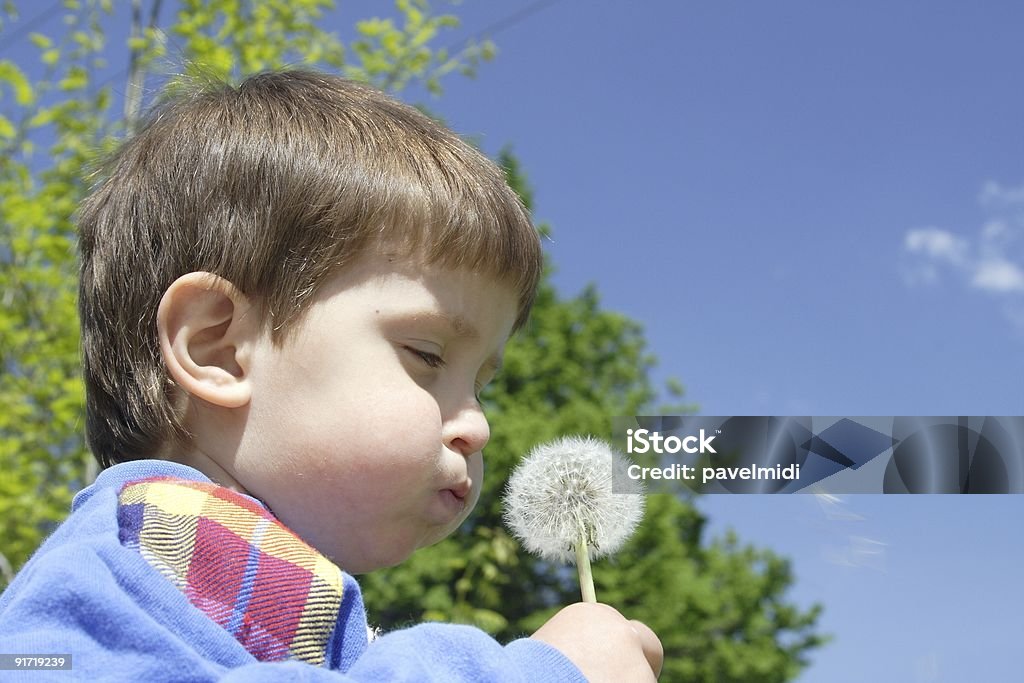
top-left (575, 529), bottom-right (596, 603)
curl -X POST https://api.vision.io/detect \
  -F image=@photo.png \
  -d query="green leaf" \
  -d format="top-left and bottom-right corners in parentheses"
top-left (29, 33), bottom-right (52, 49)
top-left (0, 60), bottom-right (35, 106)
top-left (0, 114), bottom-right (15, 139)
top-left (58, 71), bottom-right (87, 91)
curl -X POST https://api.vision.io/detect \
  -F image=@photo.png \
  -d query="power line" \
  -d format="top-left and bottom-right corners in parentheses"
top-left (0, 1), bottom-right (66, 57)
top-left (443, 0), bottom-right (564, 55)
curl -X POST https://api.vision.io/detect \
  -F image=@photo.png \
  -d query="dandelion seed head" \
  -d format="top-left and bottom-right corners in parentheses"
top-left (503, 435), bottom-right (644, 564)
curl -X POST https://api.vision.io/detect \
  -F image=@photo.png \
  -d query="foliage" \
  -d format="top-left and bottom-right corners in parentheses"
top-left (0, 1), bottom-right (825, 680)
top-left (0, 0), bottom-right (110, 589)
top-left (169, 0), bottom-right (493, 93)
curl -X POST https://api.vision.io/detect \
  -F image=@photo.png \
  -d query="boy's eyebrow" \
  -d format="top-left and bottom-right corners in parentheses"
top-left (414, 311), bottom-right (479, 339)
top-left (412, 311), bottom-right (503, 372)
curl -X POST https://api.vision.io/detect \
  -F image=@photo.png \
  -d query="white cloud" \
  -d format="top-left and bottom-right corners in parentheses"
top-left (979, 180), bottom-right (1024, 208)
top-left (981, 219), bottom-right (1010, 242)
top-left (904, 227), bottom-right (969, 266)
top-left (903, 180), bottom-right (1024, 329)
top-left (971, 258), bottom-right (1024, 293)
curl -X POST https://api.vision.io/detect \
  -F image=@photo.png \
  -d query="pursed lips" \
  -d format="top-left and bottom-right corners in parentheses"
top-left (446, 478), bottom-right (472, 501)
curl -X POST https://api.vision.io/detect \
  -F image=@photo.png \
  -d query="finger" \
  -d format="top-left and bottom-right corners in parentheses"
top-left (630, 619), bottom-right (664, 678)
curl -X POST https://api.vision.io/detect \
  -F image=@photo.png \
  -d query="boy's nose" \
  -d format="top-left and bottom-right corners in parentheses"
top-left (443, 401), bottom-right (490, 457)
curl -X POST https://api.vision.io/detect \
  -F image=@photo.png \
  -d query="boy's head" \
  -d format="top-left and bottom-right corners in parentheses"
top-left (78, 70), bottom-right (542, 570)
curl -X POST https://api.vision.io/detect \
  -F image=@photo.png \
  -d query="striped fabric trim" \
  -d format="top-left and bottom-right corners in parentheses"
top-left (117, 477), bottom-right (344, 665)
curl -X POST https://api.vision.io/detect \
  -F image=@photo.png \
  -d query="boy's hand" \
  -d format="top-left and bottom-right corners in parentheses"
top-left (531, 602), bottom-right (663, 682)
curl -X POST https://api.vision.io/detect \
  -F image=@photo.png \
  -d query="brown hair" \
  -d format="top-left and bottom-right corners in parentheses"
top-left (78, 69), bottom-right (542, 468)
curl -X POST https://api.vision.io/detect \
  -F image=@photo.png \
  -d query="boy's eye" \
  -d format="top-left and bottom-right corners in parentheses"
top-left (407, 347), bottom-right (446, 369)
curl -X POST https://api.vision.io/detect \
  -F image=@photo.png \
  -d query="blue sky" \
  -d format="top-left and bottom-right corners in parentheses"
top-left (6, 1), bottom-right (1024, 680)
top-left (405, 0), bottom-right (1024, 419)
top-left (399, 3), bottom-right (1023, 681)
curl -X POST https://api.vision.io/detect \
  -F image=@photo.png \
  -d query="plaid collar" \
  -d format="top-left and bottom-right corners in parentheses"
top-left (117, 476), bottom-right (346, 666)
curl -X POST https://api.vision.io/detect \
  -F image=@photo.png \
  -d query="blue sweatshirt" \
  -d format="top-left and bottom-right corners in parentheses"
top-left (0, 460), bottom-right (585, 682)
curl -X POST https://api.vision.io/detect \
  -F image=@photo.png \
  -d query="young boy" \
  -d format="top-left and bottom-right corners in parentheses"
top-left (0, 70), bottom-right (661, 681)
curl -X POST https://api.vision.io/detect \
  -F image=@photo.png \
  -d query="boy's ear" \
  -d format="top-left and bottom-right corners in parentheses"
top-left (157, 272), bottom-right (259, 409)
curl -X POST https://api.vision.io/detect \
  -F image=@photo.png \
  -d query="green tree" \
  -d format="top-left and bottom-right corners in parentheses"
top-left (0, 2), bottom-right (826, 680)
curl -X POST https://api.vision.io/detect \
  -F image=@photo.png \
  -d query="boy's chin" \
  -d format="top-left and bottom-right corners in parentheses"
top-left (329, 545), bottom-right (402, 574)
top-left (322, 512), bottom-right (476, 574)
top-left (335, 542), bottom-right (426, 575)
top-left (345, 552), bottom-right (419, 575)
top-left (347, 536), bottom-right (462, 575)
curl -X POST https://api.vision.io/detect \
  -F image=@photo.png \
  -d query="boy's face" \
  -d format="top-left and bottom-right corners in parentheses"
top-left (226, 253), bottom-right (518, 573)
